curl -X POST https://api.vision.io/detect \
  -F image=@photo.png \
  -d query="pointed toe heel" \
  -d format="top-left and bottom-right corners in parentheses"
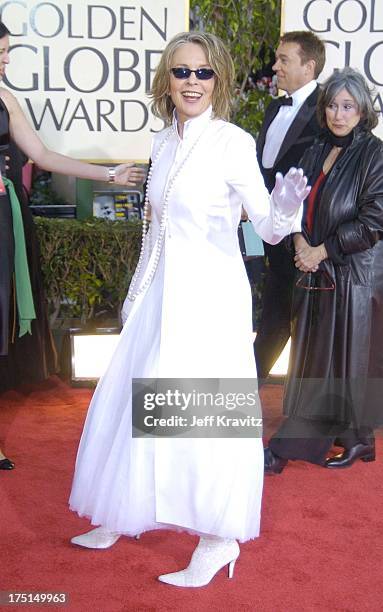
top-left (71, 526), bottom-right (120, 549)
top-left (158, 537), bottom-right (239, 587)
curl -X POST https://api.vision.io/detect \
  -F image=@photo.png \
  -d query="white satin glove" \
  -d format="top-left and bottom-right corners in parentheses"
top-left (272, 167), bottom-right (311, 216)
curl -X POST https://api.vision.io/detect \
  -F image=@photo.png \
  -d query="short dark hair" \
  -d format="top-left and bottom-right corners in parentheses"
top-left (317, 67), bottom-right (378, 131)
top-left (0, 22), bottom-right (10, 38)
top-left (280, 31), bottom-right (325, 78)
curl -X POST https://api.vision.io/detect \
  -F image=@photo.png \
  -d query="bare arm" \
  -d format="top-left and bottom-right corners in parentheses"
top-left (0, 88), bottom-right (145, 186)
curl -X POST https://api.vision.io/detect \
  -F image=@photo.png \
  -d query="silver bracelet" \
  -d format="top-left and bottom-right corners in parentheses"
top-left (108, 167), bottom-right (116, 183)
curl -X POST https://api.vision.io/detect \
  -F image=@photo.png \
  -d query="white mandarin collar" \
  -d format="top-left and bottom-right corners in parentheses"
top-left (290, 80), bottom-right (317, 107)
top-left (172, 105), bottom-right (214, 140)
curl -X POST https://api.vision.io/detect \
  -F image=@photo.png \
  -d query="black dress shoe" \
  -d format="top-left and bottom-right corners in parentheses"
top-left (0, 458), bottom-right (15, 470)
top-left (325, 443), bottom-right (375, 469)
top-left (264, 447), bottom-right (288, 475)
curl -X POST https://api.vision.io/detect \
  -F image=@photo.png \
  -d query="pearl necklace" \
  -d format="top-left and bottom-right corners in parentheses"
top-left (127, 124), bottom-right (206, 301)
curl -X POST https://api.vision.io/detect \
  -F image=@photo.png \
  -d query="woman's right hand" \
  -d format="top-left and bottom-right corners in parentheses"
top-left (273, 168), bottom-right (311, 215)
top-left (114, 164), bottom-right (146, 187)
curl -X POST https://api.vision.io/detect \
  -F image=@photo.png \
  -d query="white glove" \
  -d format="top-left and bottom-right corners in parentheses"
top-left (272, 167), bottom-right (311, 216)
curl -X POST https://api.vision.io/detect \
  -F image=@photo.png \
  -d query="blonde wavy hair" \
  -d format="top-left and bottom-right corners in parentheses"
top-left (151, 31), bottom-right (235, 125)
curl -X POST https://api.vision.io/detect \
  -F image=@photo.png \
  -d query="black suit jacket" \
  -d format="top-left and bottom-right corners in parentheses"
top-left (256, 85), bottom-right (321, 193)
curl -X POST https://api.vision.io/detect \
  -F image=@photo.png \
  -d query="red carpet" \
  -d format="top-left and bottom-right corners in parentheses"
top-left (1, 377), bottom-right (383, 611)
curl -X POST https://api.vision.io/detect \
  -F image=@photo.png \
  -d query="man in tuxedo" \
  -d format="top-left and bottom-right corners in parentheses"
top-left (254, 31), bottom-right (326, 381)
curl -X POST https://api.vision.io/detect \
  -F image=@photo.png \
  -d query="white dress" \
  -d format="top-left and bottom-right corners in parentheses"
top-left (69, 106), bottom-right (301, 542)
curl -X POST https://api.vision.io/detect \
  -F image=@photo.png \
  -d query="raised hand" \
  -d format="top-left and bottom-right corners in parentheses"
top-left (114, 164), bottom-right (147, 186)
top-left (273, 167), bottom-right (311, 215)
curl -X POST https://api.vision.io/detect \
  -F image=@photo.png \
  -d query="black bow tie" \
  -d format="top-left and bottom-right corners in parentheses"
top-left (277, 96), bottom-right (293, 107)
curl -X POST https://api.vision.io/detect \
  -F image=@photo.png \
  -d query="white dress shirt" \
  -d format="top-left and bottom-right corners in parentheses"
top-left (262, 80), bottom-right (317, 169)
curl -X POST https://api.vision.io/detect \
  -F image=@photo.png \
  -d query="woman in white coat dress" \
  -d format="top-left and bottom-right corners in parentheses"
top-left (69, 31), bottom-right (309, 587)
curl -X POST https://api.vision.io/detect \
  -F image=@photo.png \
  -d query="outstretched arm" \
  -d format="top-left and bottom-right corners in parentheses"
top-left (1, 88), bottom-right (146, 186)
top-left (225, 129), bottom-right (309, 244)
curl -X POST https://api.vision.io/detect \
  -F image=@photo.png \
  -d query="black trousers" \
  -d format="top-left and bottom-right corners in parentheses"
top-left (243, 257), bottom-right (266, 332)
top-left (254, 241), bottom-right (296, 380)
top-left (269, 417), bottom-right (374, 465)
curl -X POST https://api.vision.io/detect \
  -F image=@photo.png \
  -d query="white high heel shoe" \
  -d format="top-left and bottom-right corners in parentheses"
top-left (71, 526), bottom-right (120, 549)
top-left (158, 536), bottom-right (240, 587)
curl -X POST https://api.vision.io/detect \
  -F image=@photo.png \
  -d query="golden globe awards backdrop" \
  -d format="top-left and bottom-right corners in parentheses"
top-left (282, 0), bottom-right (383, 137)
top-left (0, 0), bottom-right (189, 161)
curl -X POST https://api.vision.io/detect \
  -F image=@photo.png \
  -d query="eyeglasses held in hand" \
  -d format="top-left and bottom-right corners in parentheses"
top-left (296, 270), bottom-right (335, 291)
top-left (170, 67), bottom-right (215, 80)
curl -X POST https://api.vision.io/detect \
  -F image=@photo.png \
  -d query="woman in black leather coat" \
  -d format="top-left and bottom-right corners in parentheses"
top-left (265, 67), bottom-right (383, 473)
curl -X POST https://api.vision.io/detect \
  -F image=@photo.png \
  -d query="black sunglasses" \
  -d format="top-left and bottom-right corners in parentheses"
top-left (170, 67), bottom-right (215, 80)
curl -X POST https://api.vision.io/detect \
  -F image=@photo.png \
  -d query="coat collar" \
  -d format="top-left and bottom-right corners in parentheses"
top-left (172, 105), bottom-right (214, 141)
top-left (318, 122), bottom-right (369, 146)
top-left (302, 124), bottom-right (372, 185)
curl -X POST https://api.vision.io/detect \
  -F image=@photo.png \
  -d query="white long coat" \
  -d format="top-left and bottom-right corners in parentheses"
top-left (124, 106), bottom-right (300, 376)
top-left (70, 106), bottom-right (301, 542)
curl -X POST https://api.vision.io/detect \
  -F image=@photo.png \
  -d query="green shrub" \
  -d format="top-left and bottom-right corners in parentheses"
top-left (34, 217), bottom-right (141, 326)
